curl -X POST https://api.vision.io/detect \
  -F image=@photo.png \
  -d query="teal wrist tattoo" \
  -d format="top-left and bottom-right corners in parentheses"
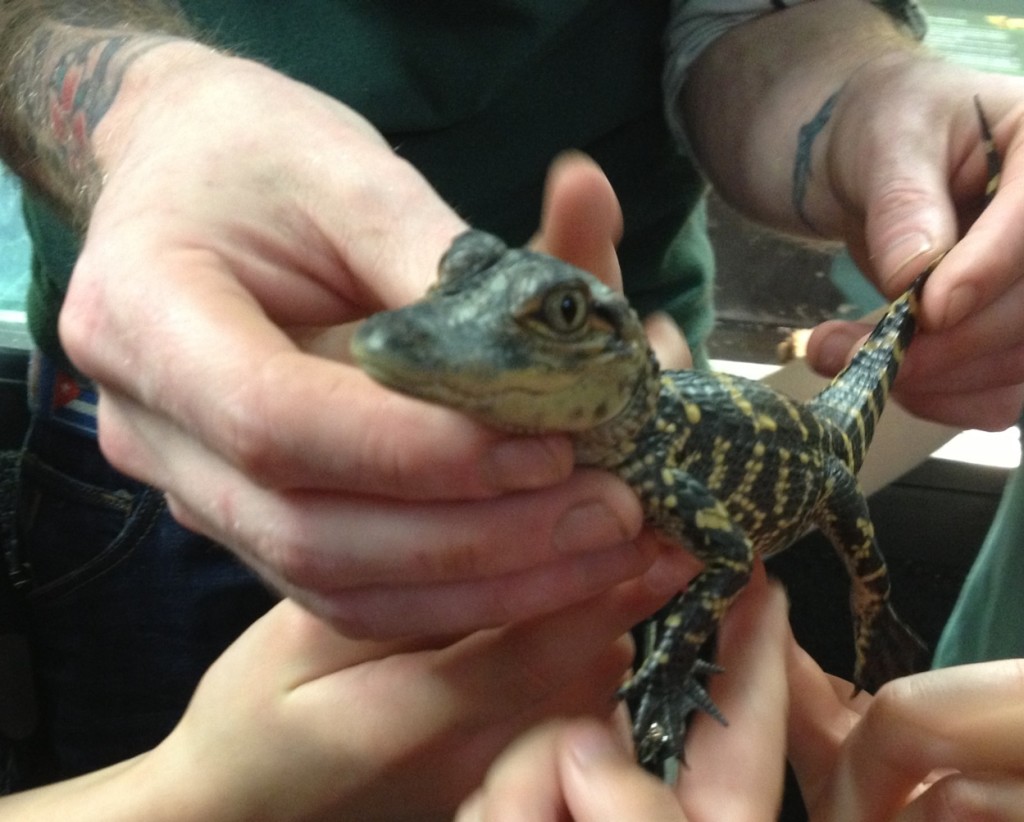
top-left (792, 90), bottom-right (839, 235)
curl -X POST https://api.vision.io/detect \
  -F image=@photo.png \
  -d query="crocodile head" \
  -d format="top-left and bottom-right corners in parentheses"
top-left (351, 229), bottom-right (658, 436)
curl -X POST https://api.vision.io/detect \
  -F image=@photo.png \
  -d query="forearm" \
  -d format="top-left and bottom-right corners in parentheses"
top-left (0, 751), bottom-right (211, 822)
top-left (679, 0), bottom-right (923, 237)
top-left (0, 2), bottom-right (198, 225)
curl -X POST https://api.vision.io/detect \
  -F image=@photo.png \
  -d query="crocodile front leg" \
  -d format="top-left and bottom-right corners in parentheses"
top-left (619, 472), bottom-right (755, 767)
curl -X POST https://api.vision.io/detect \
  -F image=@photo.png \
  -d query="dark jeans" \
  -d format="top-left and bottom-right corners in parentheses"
top-left (10, 417), bottom-right (276, 788)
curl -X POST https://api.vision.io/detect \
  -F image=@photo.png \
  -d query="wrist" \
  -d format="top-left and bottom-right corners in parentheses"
top-left (130, 733), bottom-right (246, 822)
top-left (85, 37), bottom-right (225, 199)
top-left (91, 43), bottom-right (391, 201)
top-left (681, 0), bottom-right (921, 236)
top-left (807, 49), bottom-right (937, 234)
top-left (0, 748), bottom-right (218, 822)
top-left (1, 17), bottom-right (212, 224)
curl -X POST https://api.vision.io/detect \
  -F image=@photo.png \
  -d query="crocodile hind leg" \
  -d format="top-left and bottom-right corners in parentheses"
top-left (619, 473), bottom-right (754, 768)
top-left (817, 459), bottom-right (929, 691)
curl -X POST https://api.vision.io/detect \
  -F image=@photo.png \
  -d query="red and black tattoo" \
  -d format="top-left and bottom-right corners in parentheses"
top-left (0, 4), bottom-right (195, 224)
top-left (31, 31), bottom-right (176, 190)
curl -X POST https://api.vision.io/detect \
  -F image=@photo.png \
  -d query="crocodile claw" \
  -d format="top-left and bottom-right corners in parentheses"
top-left (854, 602), bottom-right (929, 693)
top-left (621, 659), bottom-right (726, 770)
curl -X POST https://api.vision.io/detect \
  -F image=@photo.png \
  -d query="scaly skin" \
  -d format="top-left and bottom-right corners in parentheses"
top-left (352, 228), bottom-right (931, 768)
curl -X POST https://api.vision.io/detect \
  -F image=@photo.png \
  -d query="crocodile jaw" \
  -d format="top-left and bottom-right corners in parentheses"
top-left (353, 322), bottom-right (643, 433)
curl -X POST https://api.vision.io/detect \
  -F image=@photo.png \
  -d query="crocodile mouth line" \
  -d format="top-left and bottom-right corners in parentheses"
top-left (359, 357), bottom-right (562, 430)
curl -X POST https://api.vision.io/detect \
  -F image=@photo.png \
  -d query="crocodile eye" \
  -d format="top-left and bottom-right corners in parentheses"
top-left (542, 286), bottom-right (589, 333)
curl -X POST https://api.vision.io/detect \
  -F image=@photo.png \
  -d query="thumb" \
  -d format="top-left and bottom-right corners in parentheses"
top-left (560, 720), bottom-right (686, 822)
top-left (532, 151), bottom-right (624, 288)
top-left (805, 319), bottom-right (872, 378)
top-left (644, 311), bottom-right (692, 370)
top-left (817, 125), bottom-right (957, 379)
top-left (856, 139), bottom-right (958, 296)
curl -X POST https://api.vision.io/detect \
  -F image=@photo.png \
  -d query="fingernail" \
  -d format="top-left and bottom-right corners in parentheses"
top-left (485, 436), bottom-right (572, 491)
top-left (879, 231), bottom-right (933, 279)
top-left (642, 545), bottom-right (693, 597)
top-left (553, 499), bottom-right (637, 555)
top-left (942, 283), bottom-right (978, 329)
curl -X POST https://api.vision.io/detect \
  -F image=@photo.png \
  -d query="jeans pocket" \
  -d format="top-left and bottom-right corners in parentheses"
top-left (16, 453), bottom-right (163, 603)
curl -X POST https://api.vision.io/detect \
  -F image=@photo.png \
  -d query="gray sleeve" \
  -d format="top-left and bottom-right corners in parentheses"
top-left (663, 0), bottom-right (927, 152)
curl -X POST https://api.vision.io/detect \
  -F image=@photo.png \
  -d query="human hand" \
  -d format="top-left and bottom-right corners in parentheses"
top-left (456, 564), bottom-right (792, 822)
top-left (803, 57), bottom-right (1024, 430)
top-left (58, 40), bottom-right (648, 636)
top-left (135, 538), bottom-right (695, 822)
top-left (533, 151), bottom-right (694, 372)
top-left (0, 537), bottom-right (693, 821)
top-left (788, 640), bottom-right (1024, 821)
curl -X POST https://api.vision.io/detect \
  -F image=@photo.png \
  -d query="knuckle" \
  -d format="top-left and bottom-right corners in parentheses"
top-left (96, 406), bottom-right (146, 479)
top-left (607, 633), bottom-right (638, 677)
top-left (354, 391), bottom-right (491, 500)
top-left (227, 421), bottom-right (277, 482)
top-left (270, 542), bottom-right (324, 592)
top-left (251, 507), bottom-right (330, 592)
top-left (921, 774), bottom-right (1004, 822)
top-left (410, 533), bottom-right (490, 582)
top-left (216, 380), bottom-right (286, 485)
top-left (353, 398), bottom-right (427, 492)
top-left (164, 493), bottom-right (202, 533)
top-left (187, 473), bottom-right (328, 593)
top-left (867, 177), bottom-right (945, 248)
top-left (872, 178), bottom-right (937, 214)
top-left (59, 273), bottom-right (109, 372)
top-left (863, 675), bottom-right (920, 739)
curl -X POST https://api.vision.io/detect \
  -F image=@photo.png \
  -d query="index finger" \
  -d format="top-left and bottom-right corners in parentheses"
top-left (87, 254), bottom-right (576, 502)
top-left (677, 566), bottom-right (791, 822)
top-left (785, 639), bottom-right (864, 815)
top-left (455, 720), bottom-right (568, 822)
top-left (821, 660), bottom-right (1024, 821)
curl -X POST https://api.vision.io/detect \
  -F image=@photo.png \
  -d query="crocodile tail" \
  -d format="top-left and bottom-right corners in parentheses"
top-left (807, 273), bottom-right (927, 473)
top-left (809, 97), bottom-right (1000, 473)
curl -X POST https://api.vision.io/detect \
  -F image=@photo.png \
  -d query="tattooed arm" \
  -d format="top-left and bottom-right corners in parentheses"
top-left (677, 0), bottom-right (1024, 430)
top-left (677, 0), bottom-right (918, 240)
top-left (0, 2), bottom-right (196, 223)
top-left (1, 3), bottom-right (647, 637)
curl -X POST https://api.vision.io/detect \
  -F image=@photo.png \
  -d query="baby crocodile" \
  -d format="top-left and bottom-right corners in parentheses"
top-left (351, 102), bottom-right (998, 769)
top-left (352, 229), bottom-right (927, 765)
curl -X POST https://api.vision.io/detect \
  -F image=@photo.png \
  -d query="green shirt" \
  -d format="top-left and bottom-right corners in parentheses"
top-left (24, 0), bottom-right (714, 368)
top-left (934, 453), bottom-right (1024, 667)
